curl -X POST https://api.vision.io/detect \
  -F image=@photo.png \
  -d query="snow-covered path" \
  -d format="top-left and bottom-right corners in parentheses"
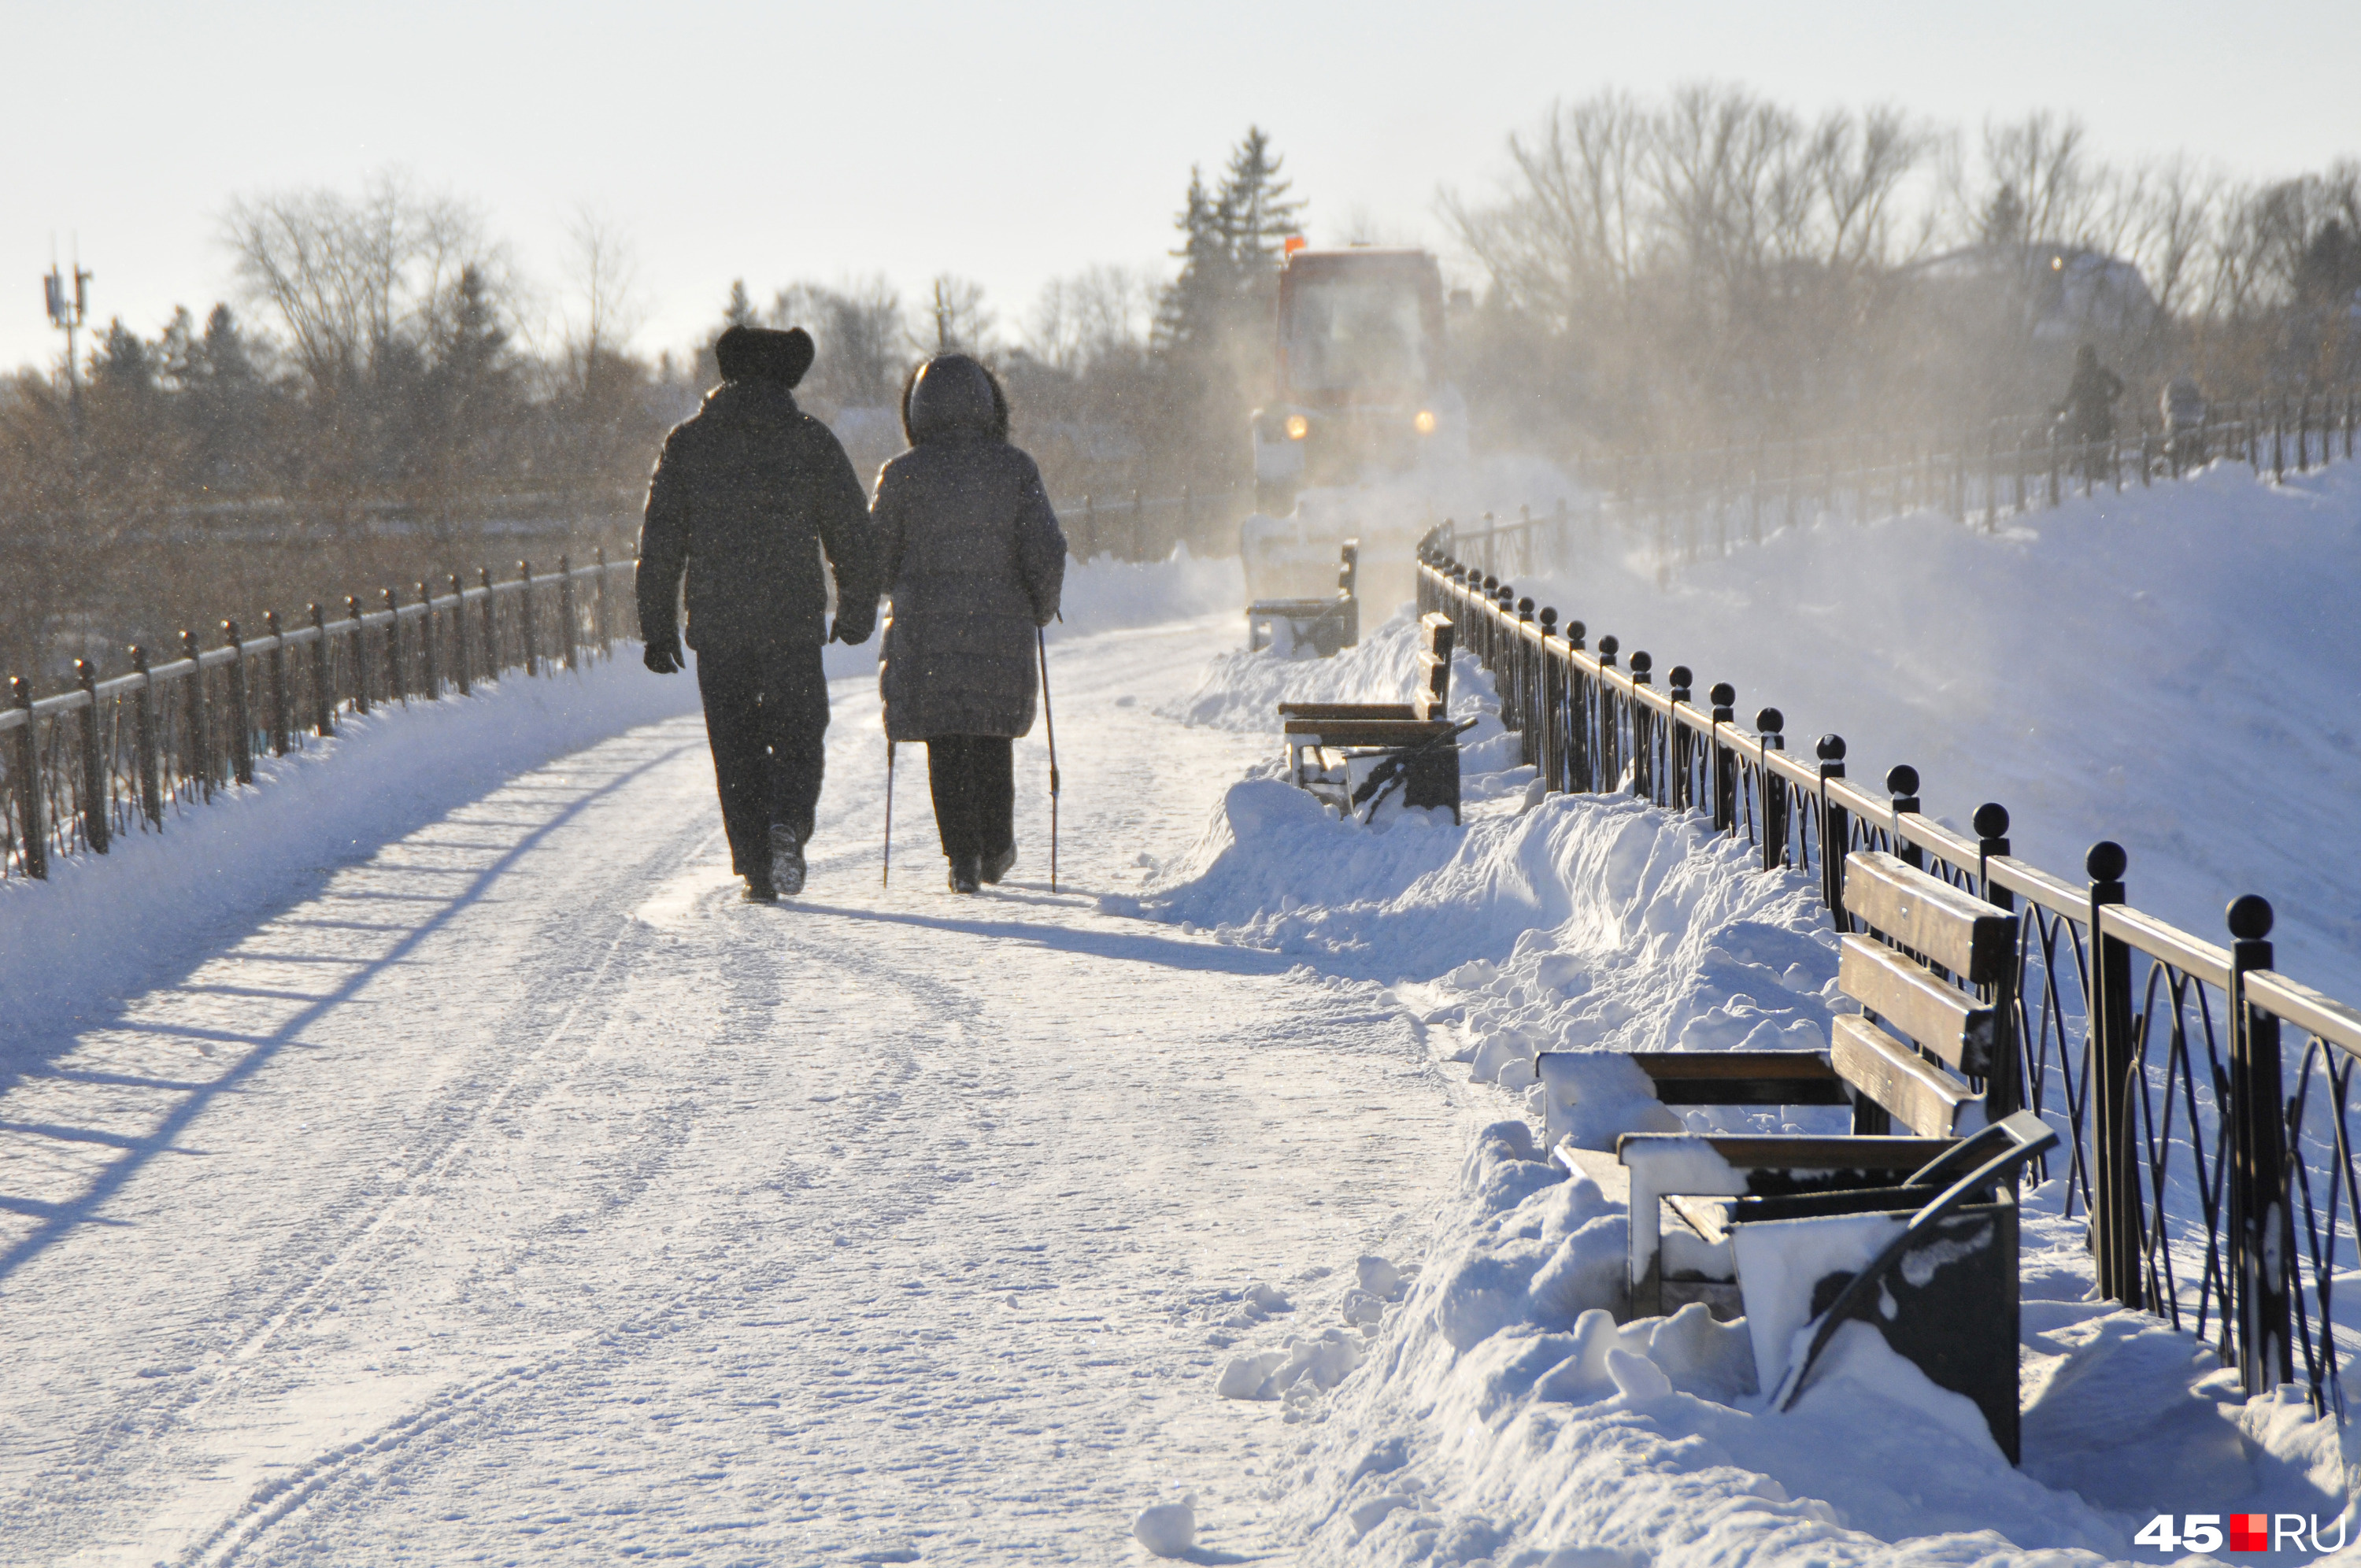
top-left (0, 615), bottom-right (1467, 1566)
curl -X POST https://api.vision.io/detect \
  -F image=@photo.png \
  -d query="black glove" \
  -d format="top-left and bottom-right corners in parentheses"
top-left (643, 635), bottom-right (684, 675)
top-left (829, 614), bottom-right (875, 647)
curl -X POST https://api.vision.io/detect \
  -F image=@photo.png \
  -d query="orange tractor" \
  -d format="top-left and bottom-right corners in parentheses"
top-left (1241, 244), bottom-right (1466, 629)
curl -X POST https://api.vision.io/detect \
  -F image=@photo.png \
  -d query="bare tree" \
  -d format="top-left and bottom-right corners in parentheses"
top-left (771, 276), bottom-right (907, 412)
top-left (561, 206), bottom-right (643, 390)
top-left (1944, 113), bottom-right (2107, 251)
top-left (1444, 85), bottom-right (1937, 442)
top-left (1815, 105), bottom-right (1934, 276)
top-left (1442, 90), bottom-right (1651, 331)
top-left (221, 171), bottom-right (494, 390)
top-left (1027, 265), bottom-right (1156, 374)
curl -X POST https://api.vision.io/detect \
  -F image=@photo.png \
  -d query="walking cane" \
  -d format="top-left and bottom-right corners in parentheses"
top-left (1037, 627), bottom-right (1060, 893)
top-left (882, 739), bottom-right (896, 888)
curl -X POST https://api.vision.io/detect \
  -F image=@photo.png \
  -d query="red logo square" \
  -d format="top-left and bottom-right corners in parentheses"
top-left (2230, 1515), bottom-right (2270, 1552)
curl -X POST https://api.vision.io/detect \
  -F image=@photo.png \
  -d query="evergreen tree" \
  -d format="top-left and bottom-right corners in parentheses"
top-left (201, 303), bottom-right (259, 385)
top-left (87, 320), bottom-right (172, 497)
top-left (1980, 183), bottom-right (2027, 248)
top-left (2296, 219), bottom-right (2361, 308)
top-left (160, 308), bottom-right (201, 390)
top-left (419, 265), bottom-right (516, 507)
top-left (184, 305), bottom-right (269, 493)
top-left (1221, 127), bottom-right (1305, 272)
top-left (434, 265), bottom-right (512, 396)
top-left (1153, 168), bottom-right (1238, 358)
top-left (1147, 128), bottom-right (1309, 491)
top-left (723, 279), bottom-right (760, 329)
top-left (91, 320), bottom-right (154, 398)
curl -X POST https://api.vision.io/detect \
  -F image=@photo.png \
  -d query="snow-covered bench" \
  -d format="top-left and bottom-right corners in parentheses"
top-left (1280, 612), bottom-right (1464, 821)
top-left (1538, 849), bottom-right (2055, 1457)
top-left (1248, 539), bottom-right (1359, 656)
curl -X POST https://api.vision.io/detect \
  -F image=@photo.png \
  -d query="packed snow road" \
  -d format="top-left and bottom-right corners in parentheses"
top-left (0, 614), bottom-right (1467, 1566)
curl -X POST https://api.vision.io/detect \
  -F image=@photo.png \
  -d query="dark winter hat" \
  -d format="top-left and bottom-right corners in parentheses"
top-left (901, 353), bottom-right (1008, 444)
top-left (715, 324), bottom-right (815, 387)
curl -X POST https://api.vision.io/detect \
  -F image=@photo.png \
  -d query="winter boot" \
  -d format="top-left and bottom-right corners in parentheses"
top-left (981, 844), bottom-right (1017, 886)
top-left (742, 868), bottom-right (777, 904)
top-left (948, 854), bottom-right (982, 895)
top-left (769, 823), bottom-right (807, 897)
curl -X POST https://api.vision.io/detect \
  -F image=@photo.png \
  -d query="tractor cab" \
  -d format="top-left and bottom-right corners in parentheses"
top-left (1240, 245), bottom-right (1465, 613)
top-left (1252, 246), bottom-right (1458, 513)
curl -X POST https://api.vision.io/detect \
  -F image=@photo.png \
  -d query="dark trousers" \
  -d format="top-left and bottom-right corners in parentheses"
top-left (695, 643), bottom-right (829, 874)
top-left (926, 735), bottom-right (1014, 864)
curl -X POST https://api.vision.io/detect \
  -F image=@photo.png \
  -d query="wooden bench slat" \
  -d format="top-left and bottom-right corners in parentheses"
top-left (1841, 851), bottom-right (2015, 985)
top-left (1837, 935), bottom-right (1997, 1074)
top-left (1283, 719), bottom-right (1460, 746)
top-left (1276, 702), bottom-right (1417, 720)
top-left (1619, 1132), bottom-right (1954, 1171)
top-left (1626, 1051), bottom-right (1851, 1106)
top-left (1830, 1015), bottom-right (1972, 1137)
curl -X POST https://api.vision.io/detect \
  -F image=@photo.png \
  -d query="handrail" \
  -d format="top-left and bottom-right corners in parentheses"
top-left (1, 560), bottom-right (616, 733)
top-left (2098, 903), bottom-right (2234, 991)
top-left (5, 550), bottom-right (636, 888)
top-left (2250, 971), bottom-right (2361, 1057)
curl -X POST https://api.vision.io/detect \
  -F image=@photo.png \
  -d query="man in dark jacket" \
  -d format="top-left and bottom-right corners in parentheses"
top-left (637, 324), bottom-right (877, 902)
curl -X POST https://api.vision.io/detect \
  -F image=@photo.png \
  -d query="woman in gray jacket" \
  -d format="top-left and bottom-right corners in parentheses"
top-left (874, 354), bottom-right (1067, 893)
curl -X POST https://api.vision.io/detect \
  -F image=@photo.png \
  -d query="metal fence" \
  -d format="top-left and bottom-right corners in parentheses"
top-left (1418, 545), bottom-right (2361, 1415)
top-left (1053, 483), bottom-right (1253, 562)
top-left (1448, 387), bottom-right (2359, 577)
top-left (3, 553), bottom-right (641, 882)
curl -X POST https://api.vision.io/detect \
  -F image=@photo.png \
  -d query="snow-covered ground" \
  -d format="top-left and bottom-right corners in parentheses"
top-left (1507, 459), bottom-right (2361, 999)
top-left (0, 595), bottom-right (1484, 1565)
top-left (7, 469), bottom-right (2359, 1566)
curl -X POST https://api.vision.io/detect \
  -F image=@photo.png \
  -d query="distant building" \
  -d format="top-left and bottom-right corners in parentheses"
top-left (1905, 242), bottom-right (2159, 342)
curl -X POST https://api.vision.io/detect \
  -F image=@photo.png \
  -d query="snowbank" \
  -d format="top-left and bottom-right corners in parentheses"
top-left (1276, 1116), bottom-right (2354, 1566)
top-left (0, 660), bottom-right (701, 1055)
top-left (1134, 622), bottom-right (2361, 1565)
top-left (1519, 460), bottom-right (2361, 997)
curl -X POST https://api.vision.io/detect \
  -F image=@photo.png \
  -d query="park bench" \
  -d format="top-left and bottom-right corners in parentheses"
top-left (1539, 848), bottom-right (2050, 1459)
top-left (1248, 539), bottom-right (1360, 656)
top-left (1279, 612), bottom-right (1465, 822)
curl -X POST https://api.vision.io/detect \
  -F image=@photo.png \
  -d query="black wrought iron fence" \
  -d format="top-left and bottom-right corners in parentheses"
top-left (1416, 542), bottom-right (2361, 1416)
top-left (3, 552), bottom-right (640, 882)
top-left (1445, 387), bottom-right (2359, 575)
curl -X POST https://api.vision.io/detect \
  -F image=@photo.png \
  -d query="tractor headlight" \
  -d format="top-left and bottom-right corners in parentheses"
top-left (1414, 409), bottom-right (1438, 435)
top-left (1285, 414), bottom-right (1309, 441)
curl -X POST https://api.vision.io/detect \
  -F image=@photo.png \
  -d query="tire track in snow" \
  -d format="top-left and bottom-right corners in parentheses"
top-left (2, 733), bottom-right (714, 1550)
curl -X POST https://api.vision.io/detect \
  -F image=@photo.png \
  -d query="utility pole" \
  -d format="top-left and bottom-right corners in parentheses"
top-left (43, 250), bottom-right (93, 436)
top-left (44, 249), bottom-right (93, 546)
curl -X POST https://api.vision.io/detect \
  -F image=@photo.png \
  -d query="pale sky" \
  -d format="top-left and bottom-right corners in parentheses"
top-left (4, 0), bottom-right (2353, 376)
